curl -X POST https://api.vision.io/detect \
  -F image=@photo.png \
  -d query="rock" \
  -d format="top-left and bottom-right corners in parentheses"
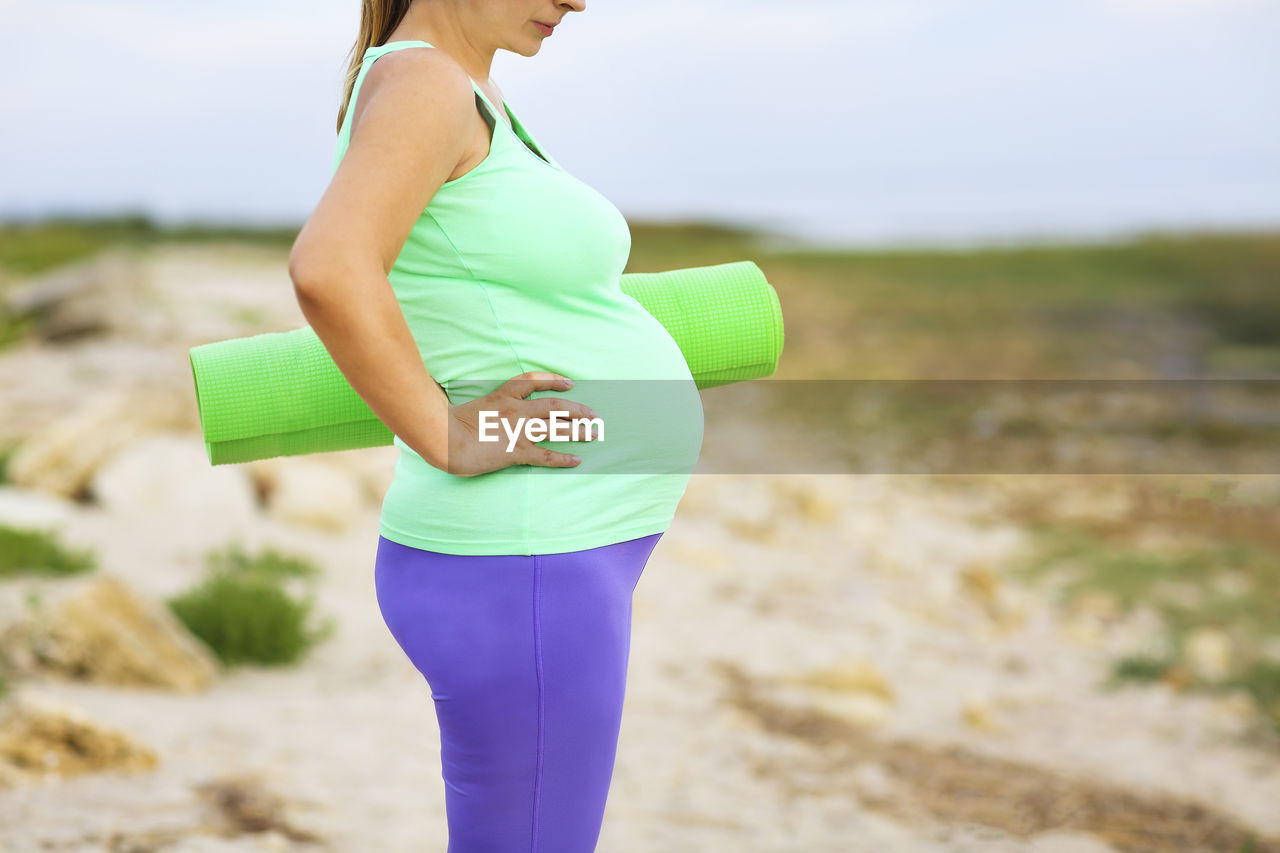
top-left (0, 691), bottom-right (159, 784)
top-left (90, 432), bottom-right (258, 522)
top-left (0, 759), bottom-right (26, 788)
top-left (250, 445), bottom-right (397, 512)
top-left (264, 458), bottom-right (366, 533)
top-left (315, 444), bottom-right (399, 508)
top-left (0, 338), bottom-right (200, 451)
top-left (0, 485), bottom-right (79, 531)
top-left (5, 390), bottom-right (192, 500)
top-left (1, 249), bottom-right (147, 343)
top-left (0, 573), bottom-right (221, 691)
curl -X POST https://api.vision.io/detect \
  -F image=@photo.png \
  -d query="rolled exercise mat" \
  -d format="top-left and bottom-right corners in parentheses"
top-left (189, 259), bottom-right (783, 465)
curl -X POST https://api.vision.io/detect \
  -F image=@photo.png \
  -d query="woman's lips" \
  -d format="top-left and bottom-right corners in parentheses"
top-left (534, 21), bottom-right (555, 36)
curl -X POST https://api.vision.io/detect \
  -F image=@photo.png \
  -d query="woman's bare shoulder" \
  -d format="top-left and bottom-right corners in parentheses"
top-left (351, 46), bottom-right (475, 138)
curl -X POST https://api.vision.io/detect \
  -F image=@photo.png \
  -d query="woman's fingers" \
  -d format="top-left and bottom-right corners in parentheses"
top-left (442, 376), bottom-right (597, 474)
top-left (503, 371), bottom-right (575, 400)
top-left (498, 372), bottom-right (599, 442)
top-left (512, 441), bottom-right (582, 468)
top-left (520, 397), bottom-right (600, 434)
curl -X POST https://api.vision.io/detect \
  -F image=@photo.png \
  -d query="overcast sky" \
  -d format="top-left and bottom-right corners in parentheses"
top-left (2, 0), bottom-right (1277, 247)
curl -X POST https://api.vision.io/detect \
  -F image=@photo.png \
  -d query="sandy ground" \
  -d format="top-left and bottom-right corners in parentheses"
top-left (1, 244), bottom-right (1278, 852)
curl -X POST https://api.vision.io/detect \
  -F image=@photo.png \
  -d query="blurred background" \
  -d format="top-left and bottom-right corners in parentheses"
top-left (1, 1), bottom-right (1279, 851)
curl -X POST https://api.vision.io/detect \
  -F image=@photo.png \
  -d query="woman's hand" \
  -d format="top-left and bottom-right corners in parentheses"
top-left (438, 372), bottom-right (600, 477)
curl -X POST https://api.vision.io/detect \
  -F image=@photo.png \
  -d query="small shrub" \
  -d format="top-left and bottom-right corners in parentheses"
top-left (203, 540), bottom-right (318, 582)
top-left (0, 524), bottom-right (97, 578)
top-left (167, 542), bottom-right (333, 668)
top-left (1109, 654), bottom-right (1172, 685)
top-left (0, 443), bottom-right (20, 482)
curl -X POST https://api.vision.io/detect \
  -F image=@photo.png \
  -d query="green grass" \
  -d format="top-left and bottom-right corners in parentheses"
top-left (0, 312), bottom-right (36, 351)
top-left (166, 540), bottom-right (334, 668)
top-left (0, 443), bottom-right (15, 483)
top-left (1014, 530), bottom-right (1276, 626)
top-left (1234, 662), bottom-right (1280, 732)
top-left (1110, 653), bottom-right (1175, 684)
top-left (753, 227), bottom-right (1280, 381)
top-left (0, 524), bottom-right (97, 578)
top-left (0, 213), bottom-right (298, 278)
top-left (203, 540), bottom-right (320, 582)
top-left (1002, 478), bottom-right (1280, 738)
top-left (1104, 656), bottom-right (1280, 739)
top-left (761, 228), bottom-right (1277, 301)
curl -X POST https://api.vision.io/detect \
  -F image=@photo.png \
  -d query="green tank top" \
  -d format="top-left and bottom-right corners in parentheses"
top-left (332, 41), bottom-right (703, 556)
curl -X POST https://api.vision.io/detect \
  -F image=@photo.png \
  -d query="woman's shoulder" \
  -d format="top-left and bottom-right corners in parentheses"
top-left (361, 44), bottom-right (473, 101)
top-left (351, 46), bottom-right (475, 138)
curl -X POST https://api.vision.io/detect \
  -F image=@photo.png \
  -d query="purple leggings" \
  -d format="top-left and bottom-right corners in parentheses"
top-left (373, 531), bottom-right (664, 853)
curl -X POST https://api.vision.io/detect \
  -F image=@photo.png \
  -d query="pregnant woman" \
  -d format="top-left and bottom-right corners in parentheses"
top-left (288, 1), bottom-right (704, 850)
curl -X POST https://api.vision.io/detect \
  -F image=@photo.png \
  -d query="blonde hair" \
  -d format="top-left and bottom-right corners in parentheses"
top-left (335, 0), bottom-right (416, 134)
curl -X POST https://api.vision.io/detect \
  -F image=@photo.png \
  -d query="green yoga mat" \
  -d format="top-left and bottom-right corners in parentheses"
top-left (189, 260), bottom-right (783, 465)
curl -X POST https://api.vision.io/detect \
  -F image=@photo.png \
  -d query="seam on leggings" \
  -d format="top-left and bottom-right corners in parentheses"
top-left (531, 553), bottom-right (545, 850)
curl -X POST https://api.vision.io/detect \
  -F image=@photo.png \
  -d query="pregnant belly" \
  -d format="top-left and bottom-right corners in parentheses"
top-left (424, 296), bottom-right (704, 474)
top-left (523, 373), bottom-right (703, 475)
top-left (526, 307), bottom-right (702, 475)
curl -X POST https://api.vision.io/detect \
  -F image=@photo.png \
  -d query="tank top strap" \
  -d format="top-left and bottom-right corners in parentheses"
top-left (365, 39), bottom-right (437, 59)
top-left (335, 39), bottom-right (558, 173)
top-left (458, 65), bottom-right (555, 167)
top-left (464, 79), bottom-right (515, 151)
top-left (359, 40), bottom-right (506, 136)
top-left (491, 96), bottom-right (557, 167)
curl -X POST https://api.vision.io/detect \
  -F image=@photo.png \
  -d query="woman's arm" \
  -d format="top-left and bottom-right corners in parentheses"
top-left (288, 49), bottom-right (476, 470)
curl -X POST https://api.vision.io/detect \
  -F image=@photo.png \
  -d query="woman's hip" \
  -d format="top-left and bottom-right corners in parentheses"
top-left (372, 532), bottom-right (664, 685)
